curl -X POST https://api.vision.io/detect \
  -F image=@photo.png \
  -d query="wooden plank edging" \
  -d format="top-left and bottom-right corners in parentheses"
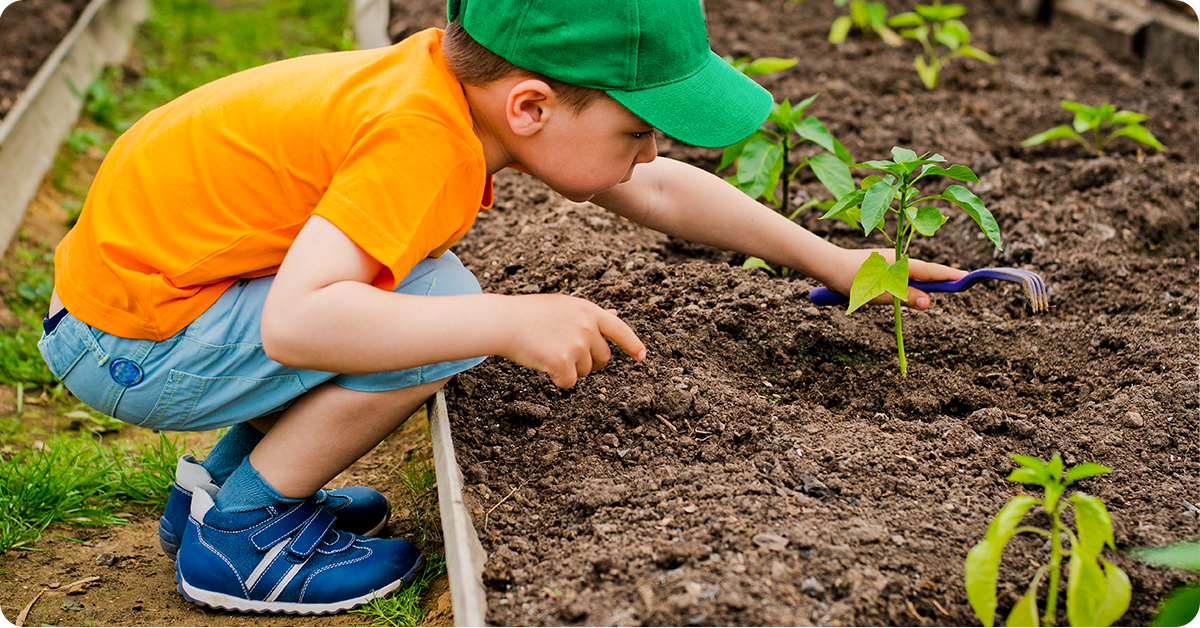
top-left (427, 390), bottom-right (488, 627)
top-left (0, 0), bottom-right (146, 254)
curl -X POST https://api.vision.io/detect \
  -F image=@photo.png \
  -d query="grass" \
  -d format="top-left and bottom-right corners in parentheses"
top-left (0, 432), bottom-right (187, 552)
top-left (398, 450), bottom-right (441, 545)
top-left (349, 553), bottom-right (449, 627)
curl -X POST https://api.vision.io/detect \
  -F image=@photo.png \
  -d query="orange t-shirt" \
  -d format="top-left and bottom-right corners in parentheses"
top-left (54, 28), bottom-right (492, 341)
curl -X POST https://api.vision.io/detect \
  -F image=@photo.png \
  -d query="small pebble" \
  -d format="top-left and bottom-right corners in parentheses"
top-left (1124, 411), bottom-right (1144, 428)
top-left (601, 433), bottom-right (619, 448)
top-left (801, 576), bottom-right (826, 597)
top-left (96, 552), bottom-right (116, 567)
top-left (891, 535), bottom-right (906, 545)
top-left (752, 533), bottom-right (789, 552)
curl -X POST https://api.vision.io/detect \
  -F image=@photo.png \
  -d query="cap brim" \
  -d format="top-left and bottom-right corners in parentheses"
top-left (608, 51), bottom-right (774, 149)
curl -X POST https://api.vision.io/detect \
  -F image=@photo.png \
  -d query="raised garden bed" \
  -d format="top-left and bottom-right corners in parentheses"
top-left (374, 0), bottom-right (1200, 625)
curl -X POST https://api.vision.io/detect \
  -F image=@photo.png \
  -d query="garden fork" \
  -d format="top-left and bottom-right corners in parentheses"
top-left (809, 268), bottom-right (1050, 312)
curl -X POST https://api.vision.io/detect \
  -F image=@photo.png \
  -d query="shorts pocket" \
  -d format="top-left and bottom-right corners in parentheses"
top-left (37, 317), bottom-right (94, 382)
top-left (140, 370), bottom-right (307, 432)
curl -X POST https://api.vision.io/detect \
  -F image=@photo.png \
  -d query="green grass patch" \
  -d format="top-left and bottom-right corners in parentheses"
top-left (0, 433), bottom-right (187, 552)
top-left (349, 553), bottom-right (448, 627)
top-left (398, 452), bottom-right (440, 545)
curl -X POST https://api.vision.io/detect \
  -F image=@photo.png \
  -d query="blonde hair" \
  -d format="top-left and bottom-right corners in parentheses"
top-left (442, 21), bottom-right (604, 113)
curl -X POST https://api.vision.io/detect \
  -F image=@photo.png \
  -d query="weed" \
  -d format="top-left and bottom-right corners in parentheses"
top-left (398, 452), bottom-right (440, 544)
top-left (966, 454), bottom-right (1129, 627)
top-left (350, 553), bottom-right (448, 626)
top-left (1130, 541), bottom-right (1200, 627)
top-left (1022, 101), bottom-right (1165, 154)
top-left (1, 244), bottom-right (58, 389)
top-left (888, 2), bottom-right (996, 90)
top-left (819, 147), bottom-right (1002, 375)
top-left (0, 433), bottom-right (187, 552)
top-left (829, 0), bottom-right (904, 46)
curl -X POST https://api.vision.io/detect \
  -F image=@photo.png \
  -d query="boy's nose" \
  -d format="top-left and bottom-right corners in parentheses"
top-left (636, 135), bottom-right (658, 165)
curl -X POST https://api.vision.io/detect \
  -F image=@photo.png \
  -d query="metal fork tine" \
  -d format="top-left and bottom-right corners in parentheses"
top-left (1016, 269), bottom-right (1048, 312)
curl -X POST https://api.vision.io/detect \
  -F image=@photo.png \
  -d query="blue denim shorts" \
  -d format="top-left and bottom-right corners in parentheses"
top-left (38, 251), bottom-right (486, 432)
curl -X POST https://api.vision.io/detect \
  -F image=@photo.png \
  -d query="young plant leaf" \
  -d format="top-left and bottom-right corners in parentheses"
top-left (796, 116), bottom-right (841, 155)
top-left (821, 188), bottom-right (866, 220)
top-left (935, 24), bottom-right (964, 50)
top-left (860, 177), bottom-right (901, 236)
top-left (1005, 584), bottom-right (1041, 627)
top-left (1067, 549), bottom-right (1110, 628)
top-left (940, 185), bottom-right (1003, 250)
top-left (1021, 125), bottom-right (1082, 147)
top-left (740, 56), bottom-right (798, 77)
top-left (909, 205), bottom-right (948, 236)
top-left (1095, 558), bottom-right (1132, 628)
top-left (888, 11), bottom-right (924, 27)
top-left (860, 175), bottom-right (883, 190)
top-left (1131, 540), bottom-right (1200, 571)
top-left (1152, 584), bottom-right (1200, 627)
top-left (829, 15), bottom-right (853, 43)
top-left (736, 139), bottom-right (784, 199)
top-left (1105, 124), bottom-right (1166, 151)
top-left (915, 55), bottom-right (938, 90)
top-left (1070, 493), bottom-right (1116, 554)
top-left (742, 257), bottom-right (777, 275)
top-left (792, 93), bottom-right (820, 120)
top-left (1108, 110), bottom-right (1147, 125)
top-left (1064, 462), bottom-right (1111, 486)
top-left (1009, 453), bottom-right (1051, 479)
top-left (1047, 454), bottom-right (1064, 483)
top-left (891, 146), bottom-right (920, 165)
top-left (1061, 101), bottom-right (1096, 117)
top-left (966, 539), bottom-right (1004, 628)
top-left (808, 153), bottom-right (856, 200)
top-left (847, 253), bottom-right (908, 313)
top-left (960, 44), bottom-right (998, 63)
top-left (985, 494), bottom-right (1041, 541)
top-left (919, 164), bottom-right (978, 182)
top-left (1007, 467), bottom-right (1046, 485)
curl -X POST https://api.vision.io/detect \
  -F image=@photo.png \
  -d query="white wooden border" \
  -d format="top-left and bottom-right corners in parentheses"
top-left (427, 390), bottom-right (488, 627)
top-left (0, 0), bottom-right (146, 254)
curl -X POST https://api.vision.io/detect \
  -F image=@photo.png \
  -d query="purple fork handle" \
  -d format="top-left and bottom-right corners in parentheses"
top-left (808, 269), bottom-right (1029, 306)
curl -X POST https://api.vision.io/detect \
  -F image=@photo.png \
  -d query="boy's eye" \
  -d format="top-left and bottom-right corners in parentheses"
top-left (632, 131), bottom-right (651, 140)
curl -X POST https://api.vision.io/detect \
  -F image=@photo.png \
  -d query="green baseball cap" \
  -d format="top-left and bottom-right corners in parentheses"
top-left (448, 0), bottom-right (773, 148)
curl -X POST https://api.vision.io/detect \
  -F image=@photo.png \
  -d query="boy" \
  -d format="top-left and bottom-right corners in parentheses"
top-left (38, 0), bottom-right (965, 615)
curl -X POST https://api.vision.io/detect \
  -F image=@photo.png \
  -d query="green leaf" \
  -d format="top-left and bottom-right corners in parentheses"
top-left (847, 253), bottom-right (908, 313)
top-left (860, 175), bottom-right (883, 190)
top-left (1022, 125), bottom-right (1083, 147)
top-left (741, 257), bottom-right (777, 275)
top-left (1153, 583), bottom-right (1200, 627)
top-left (829, 15), bottom-right (853, 44)
top-left (877, 24), bottom-right (905, 47)
top-left (1132, 541), bottom-right (1200, 572)
top-left (916, 2), bottom-right (965, 21)
top-left (1007, 467), bottom-right (1046, 485)
top-left (741, 56), bottom-right (799, 77)
top-left (915, 55), bottom-right (938, 90)
top-left (1067, 549), bottom-right (1109, 627)
top-left (768, 99), bottom-right (793, 127)
top-left (796, 116), bottom-right (840, 155)
top-left (864, 1), bottom-right (888, 28)
top-left (850, 0), bottom-right (870, 27)
top-left (1064, 462), bottom-right (1112, 486)
top-left (807, 153), bottom-right (856, 200)
top-left (831, 135), bottom-right (855, 164)
top-left (935, 24), bottom-right (964, 50)
top-left (791, 93), bottom-right (820, 120)
top-left (718, 132), bottom-right (762, 172)
top-left (941, 185), bottom-right (1003, 250)
top-left (1061, 101), bottom-right (1096, 117)
top-left (1047, 454), bottom-right (1064, 483)
top-left (986, 495), bottom-right (1041, 541)
top-left (966, 539), bottom-right (1004, 627)
top-left (909, 205), bottom-right (948, 236)
top-left (1009, 453), bottom-right (1050, 478)
top-left (1095, 558), bottom-right (1131, 627)
top-left (1044, 483), bottom-right (1064, 515)
top-left (1106, 124), bottom-right (1166, 151)
top-left (960, 44), bottom-right (998, 63)
top-left (1073, 113), bottom-right (1094, 134)
top-left (888, 11), bottom-right (924, 27)
top-left (920, 164), bottom-right (978, 182)
top-left (891, 146), bottom-right (920, 165)
top-left (1071, 493), bottom-right (1116, 554)
top-left (1108, 110), bottom-right (1147, 125)
top-left (736, 139), bottom-right (784, 199)
top-left (1005, 584), bottom-right (1041, 627)
top-left (821, 188), bottom-right (865, 220)
top-left (860, 177), bottom-right (900, 236)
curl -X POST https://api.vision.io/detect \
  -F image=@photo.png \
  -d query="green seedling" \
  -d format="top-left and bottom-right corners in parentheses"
top-left (888, 2), bottom-right (996, 90)
top-left (723, 54), bottom-right (798, 78)
top-left (966, 454), bottom-right (1129, 627)
top-left (1130, 541), bottom-right (1200, 627)
top-left (819, 147), bottom-right (1001, 375)
top-left (1021, 101), bottom-right (1165, 154)
top-left (829, 0), bottom-right (904, 46)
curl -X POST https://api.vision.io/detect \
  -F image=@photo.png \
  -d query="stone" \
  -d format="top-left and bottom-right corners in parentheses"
top-left (801, 576), bottom-right (826, 597)
top-left (1124, 411), bottom-right (1145, 428)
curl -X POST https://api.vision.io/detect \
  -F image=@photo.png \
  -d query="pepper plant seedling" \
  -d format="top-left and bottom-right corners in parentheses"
top-left (965, 454), bottom-right (1130, 627)
top-left (819, 147), bottom-right (1001, 375)
top-left (1022, 101), bottom-right (1166, 154)
top-left (1129, 541), bottom-right (1200, 627)
top-left (888, 2), bottom-right (996, 90)
top-left (829, 0), bottom-right (904, 46)
top-left (721, 93), bottom-right (856, 275)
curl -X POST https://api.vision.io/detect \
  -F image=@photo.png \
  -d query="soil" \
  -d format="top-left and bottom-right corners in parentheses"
top-left (0, 0), bottom-right (92, 120)
top-left (418, 0), bottom-right (1198, 626)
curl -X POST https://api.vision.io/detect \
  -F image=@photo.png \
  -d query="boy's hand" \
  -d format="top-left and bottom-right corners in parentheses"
top-left (832, 248), bottom-right (968, 311)
top-left (502, 294), bottom-right (646, 388)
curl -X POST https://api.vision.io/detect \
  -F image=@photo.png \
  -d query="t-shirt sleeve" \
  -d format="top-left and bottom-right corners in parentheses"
top-left (313, 115), bottom-right (482, 289)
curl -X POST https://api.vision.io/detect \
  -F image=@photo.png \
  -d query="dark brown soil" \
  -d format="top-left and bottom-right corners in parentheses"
top-left (427, 0), bottom-right (1198, 626)
top-left (0, 0), bottom-right (92, 119)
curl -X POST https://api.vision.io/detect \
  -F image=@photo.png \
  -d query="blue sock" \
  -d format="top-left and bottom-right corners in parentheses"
top-left (214, 457), bottom-right (302, 513)
top-left (201, 422), bottom-right (265, 485)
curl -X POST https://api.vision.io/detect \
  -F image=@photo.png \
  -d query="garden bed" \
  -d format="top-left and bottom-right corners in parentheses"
top-left (406, 0), bottom-right (1200, 625)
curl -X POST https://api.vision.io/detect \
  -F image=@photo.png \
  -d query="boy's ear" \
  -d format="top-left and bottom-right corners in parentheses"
top-left (506, 79), bottom-right (555, 137)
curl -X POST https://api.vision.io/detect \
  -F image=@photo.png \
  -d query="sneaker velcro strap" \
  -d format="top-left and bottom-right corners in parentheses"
top-left (286, 507), bottom-right (337, 559)
top-left (319, 529), bottom-right (355, 553)
top-left (250, 500), bottom-right (318, 551)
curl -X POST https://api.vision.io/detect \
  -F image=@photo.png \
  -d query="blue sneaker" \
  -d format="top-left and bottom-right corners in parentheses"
top-left (159, 455), bottom-right (390, 558)
top-left (176, 483), bottom-right (425, 615)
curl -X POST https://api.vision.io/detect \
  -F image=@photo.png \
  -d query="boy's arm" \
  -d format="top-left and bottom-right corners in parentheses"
top-left (590, 156), bottom-right (965, 309)
top-left (261, 215), bottom-right (644, 387)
